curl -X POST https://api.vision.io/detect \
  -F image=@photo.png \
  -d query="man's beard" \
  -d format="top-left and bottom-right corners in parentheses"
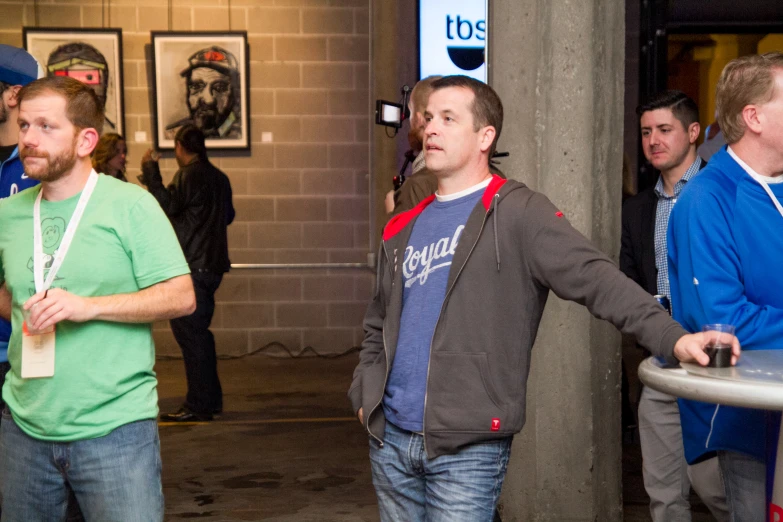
top-left (20, 138), bottom-right (78, 183)
top-left (190, 100), bottom-right (231, 136)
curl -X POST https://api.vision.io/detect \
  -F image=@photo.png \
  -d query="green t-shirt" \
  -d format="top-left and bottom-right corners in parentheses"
top-left (0, 175), bottom-right (189, 441)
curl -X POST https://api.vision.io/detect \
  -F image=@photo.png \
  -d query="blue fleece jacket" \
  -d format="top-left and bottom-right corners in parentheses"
top-left (668, 148), bottom-right (783, 463)
top-left (0, 147), bottom-right (39, 362)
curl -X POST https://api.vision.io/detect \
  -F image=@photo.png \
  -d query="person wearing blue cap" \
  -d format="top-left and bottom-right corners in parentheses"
top-left (0, 44), bottom-right (42, 413)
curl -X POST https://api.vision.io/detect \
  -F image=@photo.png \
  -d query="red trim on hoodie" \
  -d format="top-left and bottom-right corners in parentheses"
top-left (482, 175), bottom-right (507, 210)
top-left (382, 174), bottom-right (508, 241)
top-left (383, 194), bottom-right (436, 241)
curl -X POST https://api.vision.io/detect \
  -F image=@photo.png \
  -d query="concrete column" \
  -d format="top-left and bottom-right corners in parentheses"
top-left (489, 1), bottom-right (625, 520)
top-left (369, 0), bottom-right (401, 246)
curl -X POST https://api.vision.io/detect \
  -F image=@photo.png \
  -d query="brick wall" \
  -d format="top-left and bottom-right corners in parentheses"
top-left (0, 0), bottom-right (373, 356)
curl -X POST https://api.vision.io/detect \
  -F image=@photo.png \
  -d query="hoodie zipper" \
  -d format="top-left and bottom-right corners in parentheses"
top-left (421, 208), bottom-right (492, 456)
top-left (365, 241), bottom-right (395, 447)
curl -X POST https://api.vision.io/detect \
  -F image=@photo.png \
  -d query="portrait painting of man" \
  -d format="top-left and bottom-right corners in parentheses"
top-left (152, 33), bottom-right (249, 150)
top-left (24, 28), bottom-right (124, 137)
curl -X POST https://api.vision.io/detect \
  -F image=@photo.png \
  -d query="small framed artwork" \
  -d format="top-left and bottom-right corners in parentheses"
top-left (151, 31), bottom-right (250, 151)
top-left (23, 27), bottom-right (125, 137)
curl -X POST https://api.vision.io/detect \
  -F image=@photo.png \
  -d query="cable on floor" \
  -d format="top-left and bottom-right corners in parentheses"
top-left (155, 341), bottom-right (361, 361)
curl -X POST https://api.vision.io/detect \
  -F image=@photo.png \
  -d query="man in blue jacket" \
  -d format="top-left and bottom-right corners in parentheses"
top-left (668, 51), bottom-right (783, 521)
top-left (0, 45), bottom-right (42, 410)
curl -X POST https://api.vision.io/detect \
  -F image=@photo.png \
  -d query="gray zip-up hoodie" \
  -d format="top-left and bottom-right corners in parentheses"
top-left (349, 175), bottom-right (687, 459)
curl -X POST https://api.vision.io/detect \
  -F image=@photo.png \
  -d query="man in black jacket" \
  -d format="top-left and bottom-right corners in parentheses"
top-left (621, 91), bottom-right (727, 522)
top-left (140, 124), bottom-right (235, 422)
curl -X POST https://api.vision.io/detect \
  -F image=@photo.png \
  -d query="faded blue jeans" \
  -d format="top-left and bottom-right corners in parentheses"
top-left (0, 411), bottom-right (163, 522)
top-left (716, 450), bottom-right (765, 522)
top-left (369, 421), bottom-right (511, 522)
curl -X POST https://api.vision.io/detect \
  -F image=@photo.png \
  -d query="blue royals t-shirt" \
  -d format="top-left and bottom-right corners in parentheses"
top-left (383, 178), bottom-right (489, 433)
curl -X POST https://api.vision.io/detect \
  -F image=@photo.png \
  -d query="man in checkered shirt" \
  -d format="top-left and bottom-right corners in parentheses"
top-left (620, 90), bottom-right (728, 522)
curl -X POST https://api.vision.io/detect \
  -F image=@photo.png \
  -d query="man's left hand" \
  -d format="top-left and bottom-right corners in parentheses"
top-left (673, 332), bottom-right (741, 366)
top-left (23, 289), bottom-right (95, 331)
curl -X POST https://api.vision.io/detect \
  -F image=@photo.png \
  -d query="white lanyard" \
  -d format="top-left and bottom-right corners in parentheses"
top-left (757, 180), bottom-right (783, 221)
top-left (33, 171), bottom-right (99, 293)
top-left (728, 146), bottom-right (783, 220)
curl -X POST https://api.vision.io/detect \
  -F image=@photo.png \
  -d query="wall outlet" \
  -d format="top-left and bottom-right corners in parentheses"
top-left (262, 132), bottom-right (273, 143)
top-left (134, 131), bottom-right (147, 143)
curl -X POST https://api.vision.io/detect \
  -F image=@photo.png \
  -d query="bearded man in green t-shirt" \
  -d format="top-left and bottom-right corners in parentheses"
top-left (0, 76), bottom-right (195, 521)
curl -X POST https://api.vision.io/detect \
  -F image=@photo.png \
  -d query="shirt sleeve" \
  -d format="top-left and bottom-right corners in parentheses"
top-left (668, 181), bottom-right (783, 349)
top-left (124, 192), bottom-right (190, 289)
top-left (523, 192), bottom-right (686, 358)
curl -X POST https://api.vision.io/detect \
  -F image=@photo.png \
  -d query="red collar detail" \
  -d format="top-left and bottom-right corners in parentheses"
top-left (482, 175), bottom-right (507, 210)
top-left (382, 175), bottom-right (508, 241)
top-left (383, 194), bottom-right (436, 241)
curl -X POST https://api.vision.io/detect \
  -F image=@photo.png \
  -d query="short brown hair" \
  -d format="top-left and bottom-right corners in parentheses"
top-left (430, 75), bottom-right (504, 158)
top-left (716, 51), bottom-right (783, 144)
top-left (92, 132), bottom-right (125, 174)
top-left (409, 75), bottom-right (442, 116)
top-left (17, 76), bottom-right (104, 136)
top-left (636, 90), bottom-right (699, 129)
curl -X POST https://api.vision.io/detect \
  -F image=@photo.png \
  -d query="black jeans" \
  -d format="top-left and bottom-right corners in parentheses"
top-left (170, 271), bottom-right (224, 415)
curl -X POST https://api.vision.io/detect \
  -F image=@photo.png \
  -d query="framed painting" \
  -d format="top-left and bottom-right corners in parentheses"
top-left (151, 31), bottom-right (250, 150)
top-left (23, 27), bottom-right (125, 137)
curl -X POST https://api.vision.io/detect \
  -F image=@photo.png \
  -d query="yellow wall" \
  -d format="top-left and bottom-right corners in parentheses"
top-left (758, 34), bottom-right (783, 54)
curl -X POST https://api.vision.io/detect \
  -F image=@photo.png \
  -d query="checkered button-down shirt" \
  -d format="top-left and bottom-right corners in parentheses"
top-left (654, 158), bottom-right (701, 304)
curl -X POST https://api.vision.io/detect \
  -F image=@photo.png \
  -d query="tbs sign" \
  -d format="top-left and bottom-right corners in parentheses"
top-left (419, 0), bottom-right (487, 82)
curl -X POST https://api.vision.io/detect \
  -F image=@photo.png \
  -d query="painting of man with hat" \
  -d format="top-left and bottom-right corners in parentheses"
top-left (166, 46), bottom-right (241, 140)
top-left (152, 33), bottom-right (249, 150)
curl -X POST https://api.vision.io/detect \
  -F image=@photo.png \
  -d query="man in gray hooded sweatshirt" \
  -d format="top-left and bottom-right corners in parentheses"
top-left (349, 75), bottom-right (738, 522)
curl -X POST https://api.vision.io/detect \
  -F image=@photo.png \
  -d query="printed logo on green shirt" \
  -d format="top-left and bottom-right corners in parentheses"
top-left (25, 215), bottom-right (69, 296)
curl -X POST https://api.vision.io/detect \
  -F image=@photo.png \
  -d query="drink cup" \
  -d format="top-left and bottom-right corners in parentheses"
top-left (702, 324), bottom-right (735, 368)
top-left (22, 306), bottom-right (42, 336)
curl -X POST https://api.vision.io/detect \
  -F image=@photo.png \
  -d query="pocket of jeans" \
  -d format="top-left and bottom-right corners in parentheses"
top-left (1, 407), bottom-right (11, 420)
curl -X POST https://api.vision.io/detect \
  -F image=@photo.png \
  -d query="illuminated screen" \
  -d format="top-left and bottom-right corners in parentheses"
top-left (382, 104), bottom-right (402, 123)
top-left (419, 0), bottom-right (487, 82)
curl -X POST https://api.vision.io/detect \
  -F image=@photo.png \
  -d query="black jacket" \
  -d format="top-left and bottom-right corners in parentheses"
top-left (620, 158), bottom-right (707, 295)
top-left (141, 158), bottom-right (235, 273)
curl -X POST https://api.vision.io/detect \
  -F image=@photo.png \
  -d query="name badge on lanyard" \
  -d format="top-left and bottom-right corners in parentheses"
top-left (21, 171), bottom-right (98, 379)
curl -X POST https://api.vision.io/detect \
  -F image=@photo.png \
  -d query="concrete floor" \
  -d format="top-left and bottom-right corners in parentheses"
top-left (157, 353), bottom-right (718, 521)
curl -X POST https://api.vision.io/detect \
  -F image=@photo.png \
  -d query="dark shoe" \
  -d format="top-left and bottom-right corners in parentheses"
top-left (160, 407), bottom-right (213, 422)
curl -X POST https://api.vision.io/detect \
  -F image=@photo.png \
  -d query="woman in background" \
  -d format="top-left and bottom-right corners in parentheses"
top-left (92, 133), bottom-right (128, 181)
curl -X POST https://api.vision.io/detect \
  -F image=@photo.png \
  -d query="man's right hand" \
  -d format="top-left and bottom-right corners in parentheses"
top-left (673, 332), bottom-right (741, 366)
top-left (141, 148), bottom-right (158, 164)
top-left (138, 150), bottom-right (163, 188)
top-left (358, 407), bottom-right (364, 425)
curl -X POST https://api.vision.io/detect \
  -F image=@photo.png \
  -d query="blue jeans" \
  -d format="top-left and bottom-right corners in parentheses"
top-left (0, 411), bottom-right (163, 522)
top-left (369, 421), bottom-right (511, 522)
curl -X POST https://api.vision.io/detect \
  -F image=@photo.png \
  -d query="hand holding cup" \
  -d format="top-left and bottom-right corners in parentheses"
top-left (703, 324), bottom-right (736, 368)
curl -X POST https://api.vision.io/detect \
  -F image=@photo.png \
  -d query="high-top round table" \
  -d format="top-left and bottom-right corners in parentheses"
top-left (638, 350), bottom-right (783, 518)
